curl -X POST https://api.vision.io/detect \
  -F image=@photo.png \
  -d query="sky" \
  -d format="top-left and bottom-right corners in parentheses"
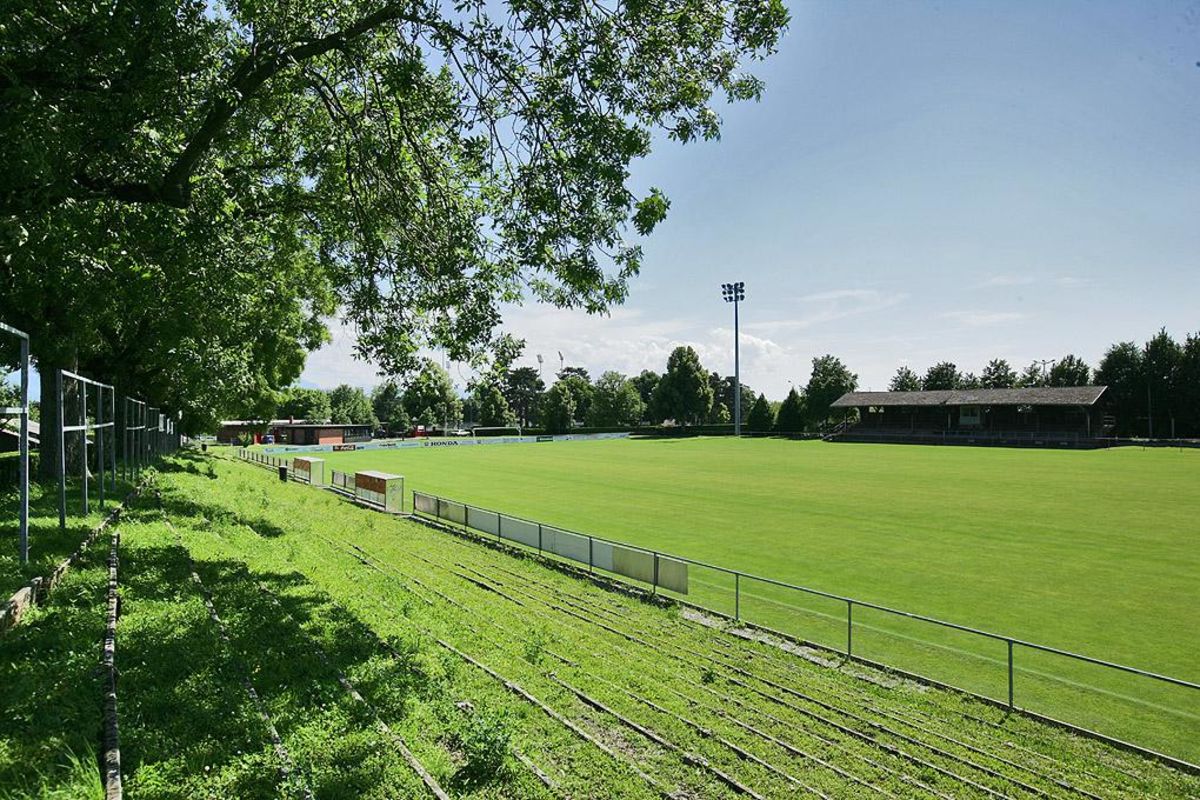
top-left (281, 2), bottom-right (1196, 397)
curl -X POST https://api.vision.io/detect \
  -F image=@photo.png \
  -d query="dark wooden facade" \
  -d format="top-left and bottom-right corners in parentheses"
top-left (831, 386), bottom-right (1110, 446)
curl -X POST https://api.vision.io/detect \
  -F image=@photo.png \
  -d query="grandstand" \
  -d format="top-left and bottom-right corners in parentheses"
top-left (829, 386), bottom-right (1112, 447)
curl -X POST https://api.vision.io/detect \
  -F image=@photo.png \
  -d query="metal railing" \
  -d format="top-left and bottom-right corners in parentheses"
top-left (1, 322), bottom-right (31, 563)
top-left (57, 369), bottom-right (117, 529)
top-left (237, 449), bottom-right (289, 471)
top-left (411, 489), bottom-right (1200, 769)
top-left (330, 469), bottom-right (354, 492)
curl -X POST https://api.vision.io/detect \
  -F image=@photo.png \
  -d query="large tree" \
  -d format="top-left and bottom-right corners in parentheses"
top-left (402, 360), bottom-right (462, 428)
top-left (804, 355), bottom-right (857, 427)
top-left (1048, 354), bottom-right (1091, 387)
top-left (715, 375), bottom-right (756, 425)
top-left (587, 371), bottom-right (644, 427)
top-left (1, 0), bottom-right (787, 470)
top-left (980, 359), bottom-right (1017, 389)
top-left (278, 387), bottom-right (332, 422)
top-left (554, 372), bottom-right (595, 424)
top-left (1095, 342), bottom-right (1143, 436)
top-left (475, 383), bottom-right (517, 428)
top-left (746, 393), bottom-right (774, 432)
top-left (1017, 361), bottom-right (1048, 388)
top-left (632, 370), bottom-right (660, 418)
top-left (1143, 329), bottom-right (1182, 437)
top-left (503, 367), bottom-right (544, 428)
top-left (774, 387), bottom-right (805, 432)
top-left (328, 384), bottom-right (378, 426)
top-left (541, 383), bottom-right (576, 434)
top-left (653, 346), bottom-right (712, 425)
top-left (1177, 334), bottom-right (1200, 436)
top-left (922, 362), bottom-right (961, 391)
top-left (371, 380), bottom-right (409, 433)
top-left (888, 366), bottom-right (921, 392)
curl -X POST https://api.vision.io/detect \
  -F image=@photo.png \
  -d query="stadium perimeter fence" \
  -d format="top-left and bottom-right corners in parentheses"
top-left (228, 442), bottom-right (1200, 768)
top-left (236, 452), bottom-right (401, 513)
top-left (2, 321), bottom-right (183, 566)
top-left (411, 489), bottom-right (1200, 771)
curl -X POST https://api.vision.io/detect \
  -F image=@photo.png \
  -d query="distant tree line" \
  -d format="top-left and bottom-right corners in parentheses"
top-left (264, 328), bottom-right (1199, 439)
top-left (882, 329), bottom-right (1200, 437)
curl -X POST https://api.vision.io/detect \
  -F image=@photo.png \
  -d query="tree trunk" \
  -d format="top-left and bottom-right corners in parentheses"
top-left (38, 363), bottom-right (83, 483)
top-left (38, 367), bottom-right (62, 483)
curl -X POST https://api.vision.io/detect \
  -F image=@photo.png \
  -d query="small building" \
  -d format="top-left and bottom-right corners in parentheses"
top-left (215, 419), bottom-right (371, 446)
top-left (268, 422), bottom-right (372, 446)
top-left (830, 386), bottom-right (1110, 447)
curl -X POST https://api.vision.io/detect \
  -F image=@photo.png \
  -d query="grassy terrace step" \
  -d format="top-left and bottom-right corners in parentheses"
top-left (165, 454), bottom-right (1198, 799)
top-left (316, 438), bottom-right (1200, 762)
top-left (0, 532), bottom-right (107, 799)
top-left (8, 452), bottom-right (1194, 798)
top-left (1, 480), bottom-right (132, 600)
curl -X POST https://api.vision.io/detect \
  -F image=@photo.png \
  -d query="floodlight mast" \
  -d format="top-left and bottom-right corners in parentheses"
top-left (721, 282), bottom-right (746, 436)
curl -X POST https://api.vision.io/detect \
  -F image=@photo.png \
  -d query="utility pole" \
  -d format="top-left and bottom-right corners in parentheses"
top-left (721, 282), bottom-right (746, 435)
top-left (1147, 381), bottom-right (1153, 439)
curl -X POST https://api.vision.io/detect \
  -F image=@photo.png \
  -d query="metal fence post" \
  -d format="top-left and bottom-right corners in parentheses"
top-left (57, 370), bottom-right (66, 531)
top-left (735, 573), bottom-right (740, 621)
top-left (652, 553), bottom-right (659, 594)
top-left (1008, 640), bottom-right (1015, 710)
top-left (538, 523), bottom-right (543, 555)
top-left (589, 537), bottom-right (594, 574)
top-left (847, 600), bottom-right (854, 658)
top-left (96, 385), bottom-right (105, 508)
top-left (17, 333), bottom-right (29, 564)
top-left (497, 512), bottom-right (503, 541)
top-left (81, 380), bottom-right (89, 514)
top-left (109, 389), bottom-right (116, 491)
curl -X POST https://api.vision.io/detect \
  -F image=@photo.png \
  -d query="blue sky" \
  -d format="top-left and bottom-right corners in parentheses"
top-left (304, 0), bottom-right (1200, 398)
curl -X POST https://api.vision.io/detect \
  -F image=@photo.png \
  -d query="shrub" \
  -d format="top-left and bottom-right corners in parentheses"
top-left (457, 708), bottom-right (511, 781)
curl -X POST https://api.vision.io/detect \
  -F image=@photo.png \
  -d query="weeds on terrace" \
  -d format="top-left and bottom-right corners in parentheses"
top-left (453, 706), bottom-right (512, 784)
top-left (522, 627), bottom-right (548, 665)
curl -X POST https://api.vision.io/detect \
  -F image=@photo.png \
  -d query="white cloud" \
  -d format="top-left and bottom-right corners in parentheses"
top-left (745, 289), bottom-right (908, 334)
top-left (978, 274), bottom-right (1037, 288)
top-left (939, 310), bottom-right (1026, 327)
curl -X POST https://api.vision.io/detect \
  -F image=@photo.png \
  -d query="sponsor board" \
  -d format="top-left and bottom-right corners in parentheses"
top-left (262, 431), bottom-right (630, 454)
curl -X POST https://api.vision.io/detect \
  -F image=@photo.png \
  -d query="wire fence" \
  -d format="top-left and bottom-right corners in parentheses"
top-left (411, 489), bottom-right (1200, 769)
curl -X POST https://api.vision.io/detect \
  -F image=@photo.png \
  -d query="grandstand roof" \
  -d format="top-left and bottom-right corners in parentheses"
top-left (831, 385), bottom-right (1107, 408)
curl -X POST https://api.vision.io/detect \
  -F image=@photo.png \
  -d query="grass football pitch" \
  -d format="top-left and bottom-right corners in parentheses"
top-left (316, 437), bottom-right (1200, 760)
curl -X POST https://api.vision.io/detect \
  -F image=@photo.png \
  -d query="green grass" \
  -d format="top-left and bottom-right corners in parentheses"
top-left (0, 478), bottom-right (131, 600)
top-left (6, 452), bottom-right (1199, 797)
top-left (156, 455), bottom-right (1200, 796)
top-left (312, 437), bottom-right (1200, 761)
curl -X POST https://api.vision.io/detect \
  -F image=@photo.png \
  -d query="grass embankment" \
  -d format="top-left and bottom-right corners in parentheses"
top-left (1, 478), bottom-right (131, 600)
top-left (6, 453), bottom-right (1197, 797)
top-left (315, 438), bottom-right (1200, 758)
top-left (0, 537), bottom-right (107, 799)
